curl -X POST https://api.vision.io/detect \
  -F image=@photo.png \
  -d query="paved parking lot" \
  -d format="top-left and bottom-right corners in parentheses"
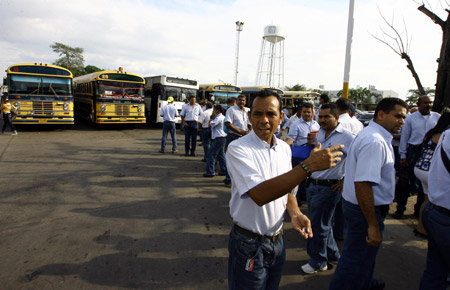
top-left (0, 121), bottom-right (428, 289)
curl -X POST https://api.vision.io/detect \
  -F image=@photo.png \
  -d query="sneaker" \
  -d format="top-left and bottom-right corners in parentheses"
top-left (301, 263), bottom-right (327, 275)
top-left (12, 131), bottom-right (18, 135)
top-left (172, 150), bottom-right (178, 153)
top-left (158, 150), bottom-right (165, 153)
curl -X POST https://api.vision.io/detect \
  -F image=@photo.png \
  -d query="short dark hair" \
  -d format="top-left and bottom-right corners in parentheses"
top-left (227, 97), bottom-right (237, 104)
top-left (335, 98), bottom-right (350, 112)
top-left (214, 104), bottom-right (223, 112)
top-left (237, 94), bottom-right (246, 99)
top-left (374, 98), bottom-right (408, 120)
top-left (320, 94), bottom-right (329, 103)
top-left (301, 102), bottom-right (314, 110)
top-left (249, 89), bottom-right (282, 113)
top-left (206, 101), bottom-right (213, 109)
top-left (320, 103), bottom-right (339, 116)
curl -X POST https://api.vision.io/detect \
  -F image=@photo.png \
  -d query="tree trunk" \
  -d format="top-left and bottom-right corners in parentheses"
top-left (418, 5), bottom-right (450, 112)
top-left (433, 13), bottom-right (450, 112)
top-left (401, 53), bottom-right (426, 96)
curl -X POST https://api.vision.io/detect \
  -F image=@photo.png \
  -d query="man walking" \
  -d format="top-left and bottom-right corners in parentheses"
top-left (301, 103), bottom-right (354, 274)
top-left (335, 97), bottom-right (363, 135)
top-left (328, 98), bottom-right (408, 290)
top-left (199, 102), bottom-right (213, 161)
top-left (159, 96), bottom-right (178, 153)
top-left (226, 90), bottom-right (345, 289)
top-left (395, 95), bottom-right (440, 218)
top-left (180, 95), bottom-right (203, 157)
top-left (203, 105), bottom-right (227, 178)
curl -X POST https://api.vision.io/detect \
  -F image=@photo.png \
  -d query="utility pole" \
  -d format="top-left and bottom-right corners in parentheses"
top-left (342, 0), bottom-right (355, 99)
top-left (234, 21), bottom-right (244, 85)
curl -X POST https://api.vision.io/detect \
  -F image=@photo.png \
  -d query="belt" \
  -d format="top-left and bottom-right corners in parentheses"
top-left (408, 144), bottom-right (421, 150)
top-left (310, 178), bottom-right (340, 186)
top-left (430, 203), bottom-right (450, 217)
top-left (233, 224), bottom-right (282, 243)
top-left (214, 136), bottom-right (225, 140)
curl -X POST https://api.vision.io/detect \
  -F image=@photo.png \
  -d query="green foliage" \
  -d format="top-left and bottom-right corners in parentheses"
top-left (406, 87), bottom-right (435, 106)
top-left (337, 87), bottom-right (381, 108)
top-left (84, 65), bottom-right (103, 74)
top-left (284, 83), bottom-right (307, 91)
top-left (50, 42), bottom-right (85, 77)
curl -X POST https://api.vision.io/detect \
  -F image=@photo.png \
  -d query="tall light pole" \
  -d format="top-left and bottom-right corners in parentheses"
top-left (342, 0), bottom-right (355, 99)
top-left (234, 21), bottom-right (244, 85)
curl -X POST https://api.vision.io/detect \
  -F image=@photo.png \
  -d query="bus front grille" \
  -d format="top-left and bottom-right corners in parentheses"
top-left (33, 102), bottom-right (53, 115)
top-left (115, 104), bottom-right (130, 116)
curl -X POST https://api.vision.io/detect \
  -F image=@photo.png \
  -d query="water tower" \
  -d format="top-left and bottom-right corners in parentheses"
top-left (256, 25), bottom-right (285, 88)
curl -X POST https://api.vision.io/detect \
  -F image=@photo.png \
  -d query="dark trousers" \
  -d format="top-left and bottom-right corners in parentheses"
top-left (184, 121), bottom-right (198, 155)
top-left (2, 113), bottom-right (16, 132)
top-left (396, 146), bottom-right (424, 214)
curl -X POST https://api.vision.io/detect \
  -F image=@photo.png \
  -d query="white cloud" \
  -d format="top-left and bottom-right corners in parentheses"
top-left (0, 0), bottom-right (445, 98)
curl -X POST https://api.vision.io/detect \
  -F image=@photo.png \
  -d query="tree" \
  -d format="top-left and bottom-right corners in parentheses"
top-left (50, 42), bottom-right (85, 77)
top-left (284, 84), bottom-right (307, 91)
top-left (406, 87), bottom-right (435, 106)
top-left (417, 3), bottom-right (450, 112)
top-left (84, 65), bottom-right (102, 74)
top-left (371, 9), bottom-right (426, 96)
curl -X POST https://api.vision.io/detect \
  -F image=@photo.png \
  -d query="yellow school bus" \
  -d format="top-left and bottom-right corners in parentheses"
top-left (73, 68), bottom-right (145, 124)
top-left (4, 63), bottom-right (74, 124)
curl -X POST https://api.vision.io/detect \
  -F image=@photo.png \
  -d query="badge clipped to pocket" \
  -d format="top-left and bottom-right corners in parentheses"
top-left (245, 258), bottom-right (254, 272)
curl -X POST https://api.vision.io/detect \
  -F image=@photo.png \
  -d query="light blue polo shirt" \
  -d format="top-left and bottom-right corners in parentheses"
top-left (342, 121), bottom-right (395, 206)
top-left (310, 124), bottom-right (355, 180)
top-left (428, 129), bottom-right (450, 211)
top-left (286, 118), bottom-right (320, 146)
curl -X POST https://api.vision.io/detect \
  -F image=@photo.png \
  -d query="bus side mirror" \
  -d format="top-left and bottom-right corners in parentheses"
top-left (211, 96), bottom-right (215, 102)
top-left (3, 78), bottom-right (6, 86)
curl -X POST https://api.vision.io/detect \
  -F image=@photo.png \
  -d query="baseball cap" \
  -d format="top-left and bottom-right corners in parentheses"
top-left (167, 96), bottom-right (174, 103)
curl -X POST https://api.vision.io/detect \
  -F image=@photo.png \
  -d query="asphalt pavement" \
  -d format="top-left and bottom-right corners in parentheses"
top-left (0, 120), bottom-right (428, 289)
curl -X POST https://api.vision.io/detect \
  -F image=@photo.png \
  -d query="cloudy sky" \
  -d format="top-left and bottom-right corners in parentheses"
top-left (0, 0), bottom-right (445, 98)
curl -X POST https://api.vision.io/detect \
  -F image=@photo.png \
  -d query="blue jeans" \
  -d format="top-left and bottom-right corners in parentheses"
top-left (306, 184), bottom-right (341, 269)
top-left (201, 127), bottom-right (212, 158)
top-left (184, 121), bottom-right (198, 155)
top-left (419, 203), bottom-right (450, 290)
top-left (333, 198), bottom-right (345, 240)
top-left (328, 200), bottom-right (388, 290)
top-left (228, 227), bottom-right (286, 290)
top-left (161, 121), bottom-right (177, 152)
top-left (206, 137), bottom-right (227, 176)
top-left (224, 133), bottom-right (240, 184)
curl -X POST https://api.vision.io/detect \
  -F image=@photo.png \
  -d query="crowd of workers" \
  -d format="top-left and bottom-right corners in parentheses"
top-left (158, 91), bottom-right (449, 290)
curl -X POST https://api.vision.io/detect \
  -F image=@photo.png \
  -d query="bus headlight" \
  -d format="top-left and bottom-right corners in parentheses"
top-left (138, 104), bottom-right (142, 113)
top-left (14, 102), bottom-right (20, 110)
top-left (63, 102), bottom-right (69, 111)
top-left (101, 104), bottom-right (106, 113)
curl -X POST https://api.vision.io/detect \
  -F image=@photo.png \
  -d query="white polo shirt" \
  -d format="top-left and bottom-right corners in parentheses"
top-left (224, 105), bottom-right (249, 136)
top-left (342, 121), bottom-right (396, 206)
top-left (226, 130), bottom-right (296, 236)
top-left (428, 129), bottom-right (450, 210)
top-left (160, 103), bottom-right (179, 122)
top-left (199, 108), bottom-right (213, 128)
top-left (399, 111), bottom-right (441, 158)
top-left (338, 113), bottom-right (364, 135)
top-left (180, 103), bottom-right (203, 122)
top-left (210, 113), bottom-right (227, 139)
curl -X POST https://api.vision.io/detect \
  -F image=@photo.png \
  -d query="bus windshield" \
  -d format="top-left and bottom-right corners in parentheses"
top-left (98, 80), bottom-right (144, 98)
top-left (161, 87), bottom-right (197, 102)
top-left (9, 75), bottom-right (72, 95)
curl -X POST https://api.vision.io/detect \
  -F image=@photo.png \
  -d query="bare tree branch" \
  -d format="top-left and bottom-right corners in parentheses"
top-left (370, 33), bottom-right (402, 56)
top-left (418, 4), bottom-right (445, 27)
